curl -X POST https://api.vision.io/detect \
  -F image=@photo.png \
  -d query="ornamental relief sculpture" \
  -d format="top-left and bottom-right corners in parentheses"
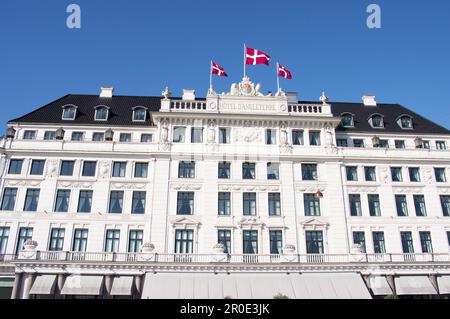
top-left (112, 183), bottom-right (146, 190)
top-left (57, 181), bottom-right (94, 189)
top-left (219, 185), bottom-right (280, 192)
top-left (98, 161), bottom-right (110, 179)
top-left (158, 120), bottom-right (170, 151)
top-left (5, 180), bottom-right (42, 187)
top-left (234, 121), bottom-right (261, 143)
top-left (170, 183), bottom-right (202, 191)
top-left (45, 159), bottom-right (59, 178)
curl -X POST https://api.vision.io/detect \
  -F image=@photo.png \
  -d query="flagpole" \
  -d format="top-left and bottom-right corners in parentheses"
top-left (243, 43), bottom-right (247, 78)
top-left (276, 62), bottom-right (280, 93)
top-left (209, 60), bottom-right (213, 93)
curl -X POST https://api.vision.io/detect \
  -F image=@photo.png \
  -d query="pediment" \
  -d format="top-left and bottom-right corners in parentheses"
top-left (300, 218), bottom-right (329, 229)
top-left (170, 216), bottom-right (201, 226)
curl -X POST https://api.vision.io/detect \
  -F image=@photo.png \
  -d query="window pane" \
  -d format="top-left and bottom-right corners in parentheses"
top-left (267, 163), bottom-right (280, 180)
top-left (268, 193), bottom-right (281, 216)
top-left (269, 231), bottom-right (283, 254)
top-left (419, 232), bottom-right (433, 253)
top-left (396, 195), bottom-right (408, 217)
top-left (63, 107), bottom-right (76, 119)
top-left (435, 168), bottom-right (447, 183)
top-left (173, 127), bottom-right (186, 143)
top-left (133, 109), bottom-right (146, 121)
top-left (218, 192), bottom-right (231, 216)
top-left (49, 228), bottom-right (65, 251)
top-left (132, 191), bottom-right (146, 214)
top-left (306, 231), bottom-right (324, 254)
top-left (364, 167), bottom-right (376, 182)
top-left (353, 139), bottom-right (365, 148)
top-left (71, 132), bottom-right (84, 141)
top-left (266, 129), bottom-right (277, 145)
top-left (401, 232), bottom-right (414, 253)
top-left (373, 232), bottom-right (386, 254)
top-left (82, 161), bottom-right (97, 177)
top-left (55, 190), bottom-right (70, 212)
top-left (413, 195), bottom-right (427, 217)
top-left (409, 168), bottom-right (421, 182)
top-left (243, 193), bottom-right (256, 216)
top-left (60, 161), bottom-right (75, 176)
top-left (119, 133), bottom-right (132, 142)
top-left (8, 159), bottom-right (23, 175)
top-left (219, 128), bottom-right (230, 144)
top-left (73, 229), bottom-right (88, 252)
top-left (368, 194), bottom-right (381, 217)
top-left (292, 130), bottom-right (304, 145)
top-left (177, 192), bottom-right (194, 215)
top-left (44, 131), bottom-right (56, 140)
top-left (391, 167), bottom-right (403, 182)
top-left (346, 167), bottom-right (358, 181)
top-left (441, 195), bottom-right (450, 217)
top-left (105, 230), bottom-right (120, 252)
top-left (353, 232), bottom-right (366, 253)
top-left (218, 162), bottom-right (231, 179)
top-left (30, 160), bottom-right (45, 175)
top-left (134, 163), bottom-right (148, 178)
top-left (109, 191), bottom-right (124, 214)
top-left (243, 230), bottom-right (258, 254)
top-left (309, 131), bottom-right (321, 146)
top-left (95, 108), bottom-right (108, 120)
top-left (128, 230), bottom-right (143, 253)
top-left (191, 128), bottom-right (203, 143)
top-left (16, 227), bottom-right (33, 253)
top-left (24, 189), bottom-right (40, 212)
top-left (1, 188), bottom-right (17, 211)
top-left (304, 194), bottom-right (321, 216)
top-left (23, 131), bottom-right (36, 140)
top-left (349, 194), bottom-right (362, 216)
top-left (112, 162), bottom-right (127, 177)
top-left (242, 163), bottom-right (256, 179)
top-left (0, 227), bottom-right (11, 254)
top-left (179, 161), bottom-right (195, 178)
top-left (92, 132), bottom-right (105, 141)
top-left (175, 230), bottom-right (194, 254)
top-left (141, 134), bottom-right (153, 143)
top-left (302, 164), bottom-right (317, 181)
top-left (218, 230), bottom-right (231, 254)
top-left (78, 190), bottom-right (93, 213)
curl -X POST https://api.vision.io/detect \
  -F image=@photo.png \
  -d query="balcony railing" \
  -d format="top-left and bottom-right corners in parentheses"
top-left (4, 252), bottom-right (450, 265)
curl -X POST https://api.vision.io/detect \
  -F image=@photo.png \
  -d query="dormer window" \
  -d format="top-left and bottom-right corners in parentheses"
top-left (397, 115), bottom-right (413, 129)
top-left (132, 107), bottom-right (147, 122)
top-left (94, 106), bottom-right (109, 121)
top-left (341, 113), bottom-right (354, 128)
top-left (369, 114), bottom-right (384, 129)
top-left (62, 105), bottom-right (77, 120)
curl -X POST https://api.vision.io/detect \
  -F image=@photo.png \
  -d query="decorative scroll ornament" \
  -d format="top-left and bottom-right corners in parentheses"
top-left (112, 183), bottom-right (146, 190)
top-left (46, 160), bottom-right (59, 178)
top-left (234, 121), bottom-right (261, 143)
top-left (5, 179), bottom-right (42, 187)
top-left (99, 161), bottom-right (110, 179)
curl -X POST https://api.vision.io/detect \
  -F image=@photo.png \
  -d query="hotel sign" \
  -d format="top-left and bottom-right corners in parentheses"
top-left (219, 102), bottom-right (279, 113)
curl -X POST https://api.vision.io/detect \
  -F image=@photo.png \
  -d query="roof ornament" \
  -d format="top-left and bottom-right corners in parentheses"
top-left (162, 87), bottom-right (171, 100)
top-left (320, 92), bottom-right (329, 105)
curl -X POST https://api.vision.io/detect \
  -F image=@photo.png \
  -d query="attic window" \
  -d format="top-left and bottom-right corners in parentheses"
top-left (341, 113), bottom-right (354, 128)
top-left (94, 106), bottom-right (109, 121)
top-left (62, 105), bottom-right (77, 120)
top-left (369, 114), bottom-right (384, 129)
top-left (133, 107), bottom-right (147, 122)
top-left (397, 115), bottom-right (413, 129)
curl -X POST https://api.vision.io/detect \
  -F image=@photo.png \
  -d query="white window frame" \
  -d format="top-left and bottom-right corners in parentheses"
top-left (341, 113), bottom-right (355, 128)
top-left (61, 105), bottom-right (78, 121)
top-left (368, 114), bottom-right (385, 129)
top-left (94, 105), bottom-right (110, 121)
top-left (132, 106), bottom-right (148, 122)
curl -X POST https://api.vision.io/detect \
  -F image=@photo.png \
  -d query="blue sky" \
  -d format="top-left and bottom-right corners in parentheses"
top-left (1, 0), bottom-right (449, 130)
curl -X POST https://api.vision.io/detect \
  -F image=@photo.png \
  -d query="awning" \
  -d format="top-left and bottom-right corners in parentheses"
top-left (395, 276), bottom-right (438, 295)
top-left (365, 276), bottom-right (393, 296)
top-left (437, 276), bottom-right (450, 294)
top-left (141, 272), bottom-right (372, 299)
top-left (29, 275), bottom-right (57, 295)
top-left (110, 276), bottom-right (134, 296)
top-left (61, 276), bottom-right (104, 296)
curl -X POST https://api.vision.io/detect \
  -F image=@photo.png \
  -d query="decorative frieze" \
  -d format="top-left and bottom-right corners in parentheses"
top-left (219, 184), bottom-right (280, 192)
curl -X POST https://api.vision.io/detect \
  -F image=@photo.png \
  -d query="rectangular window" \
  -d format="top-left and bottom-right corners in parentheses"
top-left (379, 140), bottom-right (389, 148)
top-left (105, 230), bottom-right (120, 253)
top-left (0, 227), bottom-right (10, 255)
top-left (435, 168), bottom-right (447, 183)
top-left (134, 163), bottom-right (148, 178)
top-left (349, 194), bottom-right (362, 217)
top-left (16, 227), bottom-right (33, 253)
top-left (353, 232), bottom-right (366, 253)
top-left (304, 194), bottom-right (321, 216)
top-left (391, 167), bottom-right (403, 182)
top-left (413, 195), bottom-right (427, 217)
top-left (305, 231), bottom-right (324, 254)
top-left (447, 232), bottom-right (450, 247)
top-left (302, 164), bottom-right (318, 181)
top-left (44, 131), bottom-right (56, 140)
top-left (440, 195), bottom-right (450, 217)
top-left (140, 134), bottom-right (153, 143)
top-left (82, 161), bottom-right (97, 177)
top-left (178, 161), bottom-right (195, 179)
top-left (92, 132), bottom-right (104, 142)
top-left (419, 232), bottom-right (433, 253)
top-left (175, 230), bottom-right (194, 254)
top-left (372, 232), bottom-right (386, 254)
top-left (30, 160), bottom-right (45, 176)
top-left (218, 192), bottom-right (231, 216)
top-left (243, 230), bottom-right (258, 254)
top-left (77, 190), bottom-right (93, 213)
top-left (54, 190), bottom-right (70, 213)
top-left (72, 229), bottom-right (88, 252)
top-left (395, 140), bottom-right (406, 149)
top-left (24, 189), bottom-right (40, 212)
top-left (71, 132), bottom-right (84, 141)
top-left (436, 141), bottom-right (447, 150)
top-left (292, 130), bottom-right (304, 146)
top-left (268, 193), bottom-right (281, 216)
top-left (242, 163), bottom-right (256, 180)
top-left (219, 128), bottom-right (230, 144)
top-left (368, 194), bottom-right (381, 217)
top-left (364, 167), bottom-right (377, 182)
top-left (396, 195), bottom-right (408, 217)
top-left (269, 230), bottom-right (283, 255)
top-left (109, 191), bottom-right (124, 214)
top-left (422, 140), bottom-right (431, 149)
top-left (49, 228), bottom-right (65, 251)
top-left (267, 163), bottom-right (280, 180)
top-left (177, 192), bottom-right (194, 215)
top-left (309, 131), bottom-right (321, 146)
top-left (60, 161), bottom-right (75, 176)
top-left (218, 230), bottom-right (231, 254)
top-left (337, 139), bottom-right (348, 147)
top-left (265, 129), bottom-right (277, 145)
top-left (131, 191), bottom-right (146, 214)
top-left (8, 159), bottom-right (23, 175)
top-left (119, 133), bottom-right (132, 143)
top-left (409, 167), bottom-right (421, 182)
top-left (218, 162), bottom-right (231, 179)
top-left (401, 232), bottom-right (414, 253)
top-left (173, 127), bottom-right (186, 143)
top-left (23, 130), bottom-right (37, 140)
top-left (1, 188), bottom-right (17, 211)
top-left (112, 162), bottom-right (127, 178)
top-left (243, 193), bottom-right (257, 216)
top-left (191, 128), bottom-right (203, 143)
top-left (128, 230), bottom-right (143, 253)
top-left (353, 139), bottom-right (365, 148)
top-left (346, 166), bottom-right (358, 181)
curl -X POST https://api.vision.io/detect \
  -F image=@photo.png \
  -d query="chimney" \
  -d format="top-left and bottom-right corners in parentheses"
top-left (362, 95), bottom-right (377, 106)
top-left (100, 87), bottom-right (114, 98)
top-left (182, 89), bottom-right (196, 100)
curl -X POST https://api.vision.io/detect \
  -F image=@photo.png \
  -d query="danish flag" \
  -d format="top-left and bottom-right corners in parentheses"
top-left (245, 47), bottom-right (271, 65)
top-left (277, 63), bottom-right (293, 79)
top-left (211, 61), bottom-right (228, 77)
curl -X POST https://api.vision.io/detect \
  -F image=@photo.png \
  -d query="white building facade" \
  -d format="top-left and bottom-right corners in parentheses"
top-left (0, 78), bottom-right (450, 299)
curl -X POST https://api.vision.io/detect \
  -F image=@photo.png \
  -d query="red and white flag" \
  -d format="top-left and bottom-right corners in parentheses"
top-left (277, 63), bottom-right (293, 79)
top-left (211, 61), bottom-right (228, 77)
top-left (246, 47), bottom-right (271, 65)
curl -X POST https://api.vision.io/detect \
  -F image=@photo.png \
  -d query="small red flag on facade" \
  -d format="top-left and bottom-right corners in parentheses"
top-left (277, 63), bottom-right (293, 79)
top-left (211, 61), bottom-right (228, 77)
top-left (245, 47), bottom-right (271, 65)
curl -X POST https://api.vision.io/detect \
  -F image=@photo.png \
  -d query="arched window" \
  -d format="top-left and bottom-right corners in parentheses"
top-left (369, 114), bottom-right (384, 128)
top-left (341, 113), bottom-right (354, 128)
top-left (94, 106), bottom-right (109, 121)
top-left (132, 107), bottom-right (147, 122)
top-left (397, 115), bottom-right (413, 129)
top-left (61, 105), bottom-right (78, 120)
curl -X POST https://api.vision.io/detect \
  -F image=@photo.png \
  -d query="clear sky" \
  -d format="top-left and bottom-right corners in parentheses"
top-left (1, 0), bottom-right (449, 130)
